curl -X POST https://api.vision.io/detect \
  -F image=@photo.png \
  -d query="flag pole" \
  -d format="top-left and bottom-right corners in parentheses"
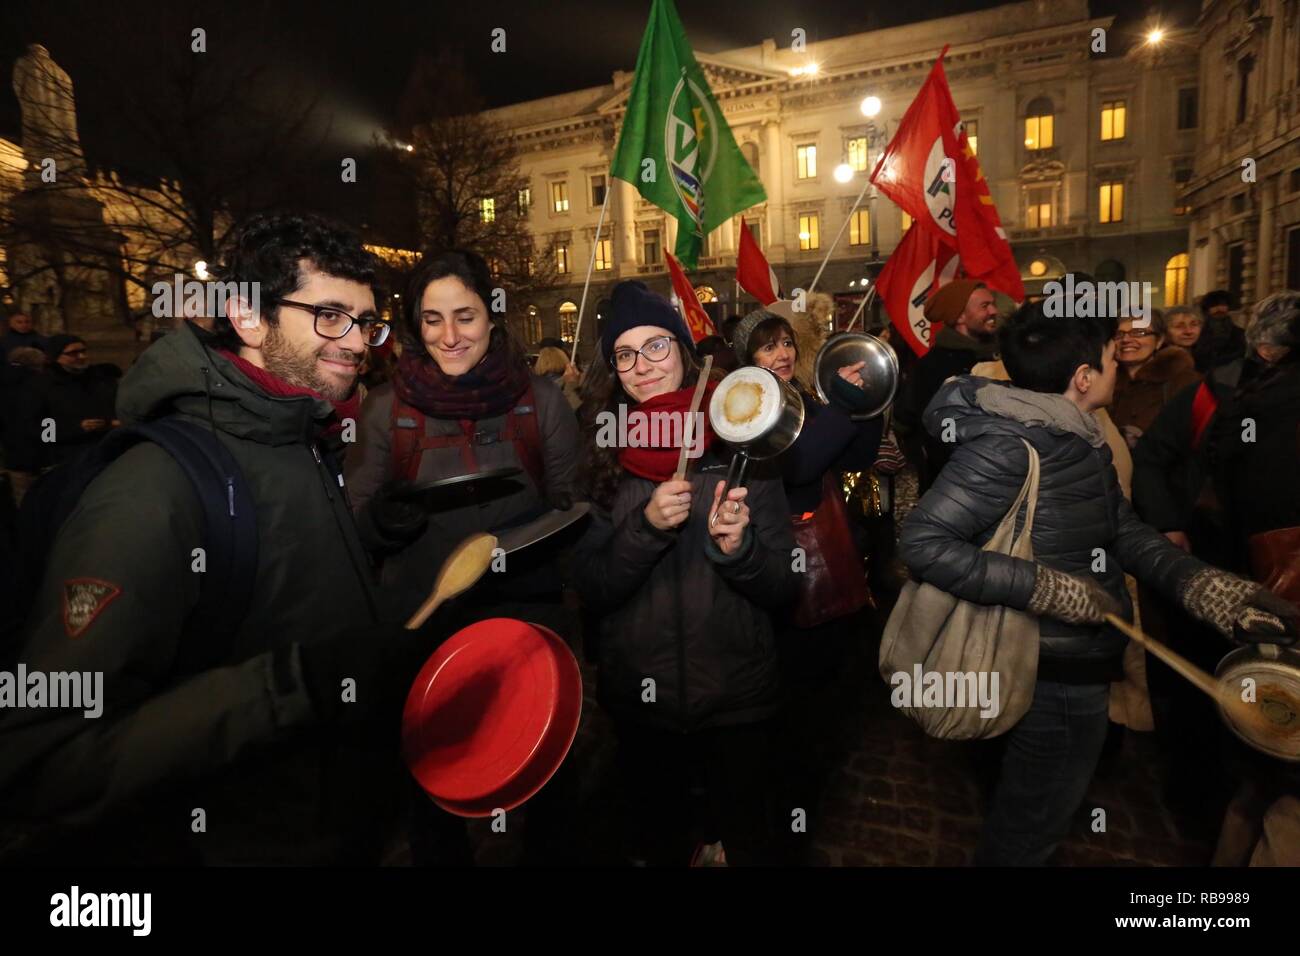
top-left (808, 172), bottom-right (873, 295)
top-left (846, 284), bottom-right (877, 332)
top-left (569, 174), bottom-right (613, 367)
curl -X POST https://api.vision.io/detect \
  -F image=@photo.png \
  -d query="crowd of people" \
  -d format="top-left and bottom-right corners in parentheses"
top-left (0, 211), bottom-right (1296, 866)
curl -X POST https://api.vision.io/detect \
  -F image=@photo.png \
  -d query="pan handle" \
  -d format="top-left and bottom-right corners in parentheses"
top-left (709, 453), bottom-right (751, 529)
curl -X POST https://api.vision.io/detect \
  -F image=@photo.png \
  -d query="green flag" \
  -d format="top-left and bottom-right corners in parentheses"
top-left (610, 0), bottom-right (766, 269)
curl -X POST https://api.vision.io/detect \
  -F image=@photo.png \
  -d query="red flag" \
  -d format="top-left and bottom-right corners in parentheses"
top-left (736, 222), bottom-right (779, 305)
top-left (870, 47), bottom-right (1023, 301)
top-left (875, 226), bottom-right (961, 357)
top-left (665, 251), bottom-right (715, 343)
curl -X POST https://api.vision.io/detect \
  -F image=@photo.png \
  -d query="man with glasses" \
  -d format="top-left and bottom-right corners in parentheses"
top-left (31, 334), bottom-right (120, 467)
top-left (1, 212), bottom-right (431, 865)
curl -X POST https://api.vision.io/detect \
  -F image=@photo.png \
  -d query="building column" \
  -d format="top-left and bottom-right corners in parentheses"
top-left (616, 177), bottom-right (638, 275)
top-left (763, 119), bottom-right (787, 259)
top-left (1256, 174), bottom-right (1278, 300)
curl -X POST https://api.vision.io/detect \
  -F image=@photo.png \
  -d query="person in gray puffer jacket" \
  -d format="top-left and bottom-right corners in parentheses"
top-left (899, 300), bottom-right (1300, 867)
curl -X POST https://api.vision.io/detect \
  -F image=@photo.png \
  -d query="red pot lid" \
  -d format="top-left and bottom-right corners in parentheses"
top-left (401, 618), bottom-right (582, 816)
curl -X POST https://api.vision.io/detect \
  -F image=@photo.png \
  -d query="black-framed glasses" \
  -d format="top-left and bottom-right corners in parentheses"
top-left (611, 334), bottom-right (674, 372)
top-left (275, 298), bottom-right (390, 346)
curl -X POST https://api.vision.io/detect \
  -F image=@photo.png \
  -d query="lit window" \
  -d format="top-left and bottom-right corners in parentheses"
top-left (901, 210), bottom-right (913, 231)
top-left (1099, 181), bottom-right (1125, 223)
top-left (796, 144), bottom-right (817, 179)
top-left (1100, 100), bottom-right (1126, 141)
top-left (517, 188), bottom-right (531, 214)
top-left (798, 213), bottom-right (820, 250)
top-left (846, 136), bottom-right (869, 171)
top-left (525, 305), bottom-right (542, 344)
top-left (551, 181), bottom-right (569, 213)
top-left (591, 175), bottom-right (606, 206)
top-left (849, 209), bottom-right (871, 246)
top-left (1025, 98), bottom-right (1055, 150)
top-left (556, 242), bottom-right (570, 273)
top-left (1164, 253), bottom-right (1189, 306)
top-left (559, 302), bottom-right (578, 343)
top-left (595, 238), bottom-right (612, 271)
top-left (1174, 168), bottom-right (1192, 216)
top-left (963, 120), bottom-right (978, 155)
top-left (1026, 187), bottom-right (1053, 228)
top-left (479, 197), bottom-right (495, 223)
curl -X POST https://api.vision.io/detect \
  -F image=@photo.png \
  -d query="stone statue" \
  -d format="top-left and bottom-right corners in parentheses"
top-left (13, 44), bottom-right (87, 180)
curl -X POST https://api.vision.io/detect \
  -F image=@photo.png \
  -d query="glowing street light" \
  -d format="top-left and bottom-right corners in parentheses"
top-left (860, 96), bottom-right (882, 119)
top-left (194, 260), bottom-right (210, 280)
top-left (1145, 28), bottom-right (1165, 45)
top-left (834, 163), bottom-right (854, 184)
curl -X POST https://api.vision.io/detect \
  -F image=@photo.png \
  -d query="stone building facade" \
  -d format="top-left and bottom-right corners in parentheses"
top-left (1182, 0), bottom-right (1300, 311)
top-left (489, 0), bottom-right (1202, 361)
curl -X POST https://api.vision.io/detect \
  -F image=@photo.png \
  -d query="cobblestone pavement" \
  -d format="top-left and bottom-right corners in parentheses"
top-left (457, 598), bottom-right (1216, 867)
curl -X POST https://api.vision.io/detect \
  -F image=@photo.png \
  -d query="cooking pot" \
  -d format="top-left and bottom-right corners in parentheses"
top-left (1215, 641), bottom-right (1300, 762)
top-left (707, 366), bottom-right (805, 510)
top-left (813, 331), bottom-right (899, 420)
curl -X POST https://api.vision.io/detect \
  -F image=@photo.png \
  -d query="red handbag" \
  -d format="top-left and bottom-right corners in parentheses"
top-left (789, 473), bottom-right (874, 628)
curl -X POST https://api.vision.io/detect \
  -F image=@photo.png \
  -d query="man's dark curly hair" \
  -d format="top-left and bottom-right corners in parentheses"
top-left (209, 212), bottom-right (378, 350)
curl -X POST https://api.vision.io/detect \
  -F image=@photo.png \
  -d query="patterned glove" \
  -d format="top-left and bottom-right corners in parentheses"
top-left (1179, 569), bottom-right (1299, 645)
top-left (1027, 565), bottom-right (1122, 625)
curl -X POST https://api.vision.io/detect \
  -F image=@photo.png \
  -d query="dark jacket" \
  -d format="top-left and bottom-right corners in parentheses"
top-left (895, 326), bottom-right (997, 489)
top-left (0, 330), bottom-right (47, 360)
top-left (346, 368), bottom-right (581, 618)
top-left (572, 447), bottom-right (798, 731)
top-left (0, 322), bottom-right (382, 864)
top-left (0, 364), bottom-right (45, 472)
top-left (780, 386), bottom-right (883, 514)
top-left (1191, 315), bottom-right (1246, 373)
top-left (1110, 345), bottom-right (1201, 436)
top-left (32, 364), bottom-right (119, 466)
top-left (898, 376), bottom-right (1205, 684)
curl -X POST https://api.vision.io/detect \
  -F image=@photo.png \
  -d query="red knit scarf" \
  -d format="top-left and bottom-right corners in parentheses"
top-left (220, 350), bottom-right (360, 438)
top-left (616, 379), bottom-right (719, 482)
top-left (393, 345), bottom-right (531, 420)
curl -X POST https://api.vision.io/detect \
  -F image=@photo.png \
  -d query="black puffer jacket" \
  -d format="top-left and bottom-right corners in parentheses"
top-left (899, 376), bottom-right (1205, 683)
top-left (572, 447), bottom-right (797, 730)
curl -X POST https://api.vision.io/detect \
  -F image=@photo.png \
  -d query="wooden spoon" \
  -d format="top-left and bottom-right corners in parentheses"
top-left (405, 532), bottom-right (499, 630)
top-left (1104, 612), bottom-right (1277, 739)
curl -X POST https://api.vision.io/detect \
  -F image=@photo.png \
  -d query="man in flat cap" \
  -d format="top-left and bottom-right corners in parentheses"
top-left (895, 279), bottom-right (1000, 490)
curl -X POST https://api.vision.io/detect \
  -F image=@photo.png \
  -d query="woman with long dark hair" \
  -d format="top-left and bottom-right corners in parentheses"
top-left (347, 249), bottom-right (580, 627)
top-left (572, 281), bottom-right (797, 865)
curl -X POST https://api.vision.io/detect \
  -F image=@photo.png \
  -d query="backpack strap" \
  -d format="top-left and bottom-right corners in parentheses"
top-left (502, 381), bottom-right (546, 492)
top-left (125, 420), bottom-right (259, 676)
top-left (1190, 381), bottom-right (1218, 452)
top-left (389, 386), bottom-right (546, 491)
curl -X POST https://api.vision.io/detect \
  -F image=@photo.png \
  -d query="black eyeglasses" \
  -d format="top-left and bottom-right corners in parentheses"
top-left (275, 298), bottom-right (391, 346)
top-left (611, 335), bottom-right (674, 372)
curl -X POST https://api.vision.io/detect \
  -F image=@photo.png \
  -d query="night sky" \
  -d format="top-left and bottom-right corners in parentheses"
top-left (0, 0), bottom-right (1197, 242)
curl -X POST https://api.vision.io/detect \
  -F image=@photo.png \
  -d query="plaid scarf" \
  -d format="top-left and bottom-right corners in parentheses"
top-left (393, 344), bottom-right (530, 419)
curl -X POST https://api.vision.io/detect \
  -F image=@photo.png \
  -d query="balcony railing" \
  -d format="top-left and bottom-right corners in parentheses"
top-left (1007, 223), bottom-right (1083, 242)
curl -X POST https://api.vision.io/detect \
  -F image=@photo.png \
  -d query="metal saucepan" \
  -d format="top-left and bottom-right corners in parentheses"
top-left (708, 366), bottom-right (805, 515)
top-left (1215, 641), bottom-right (1300, 762)
top-left (813, 331), bottom-right (899, 420)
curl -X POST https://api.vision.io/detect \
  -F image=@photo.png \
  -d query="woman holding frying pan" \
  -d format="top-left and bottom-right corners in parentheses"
top-left (346, 249), bottom-right (580, 628)
top-left (346, 249), bottom-right (580, 865)
top-left (733, 304), bottom-right (884, 853)
top-left (573, 280), bottom-right (798, 866)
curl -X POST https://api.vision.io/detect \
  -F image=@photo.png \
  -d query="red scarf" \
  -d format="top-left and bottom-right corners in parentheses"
top-left (617, 379), bottom-right (719, 482)
top-left (219, 350), bottom-right (360, 438)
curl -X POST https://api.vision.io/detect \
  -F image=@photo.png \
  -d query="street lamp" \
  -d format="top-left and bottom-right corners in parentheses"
top-left (834, 163), bottom-right (854, 184)
top-left (860, 96), bottom-right (882, 119)
top-left (194, 260), bottom-right (210, 280)
top-left (1145, 28), bottom-right (1164, 45)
